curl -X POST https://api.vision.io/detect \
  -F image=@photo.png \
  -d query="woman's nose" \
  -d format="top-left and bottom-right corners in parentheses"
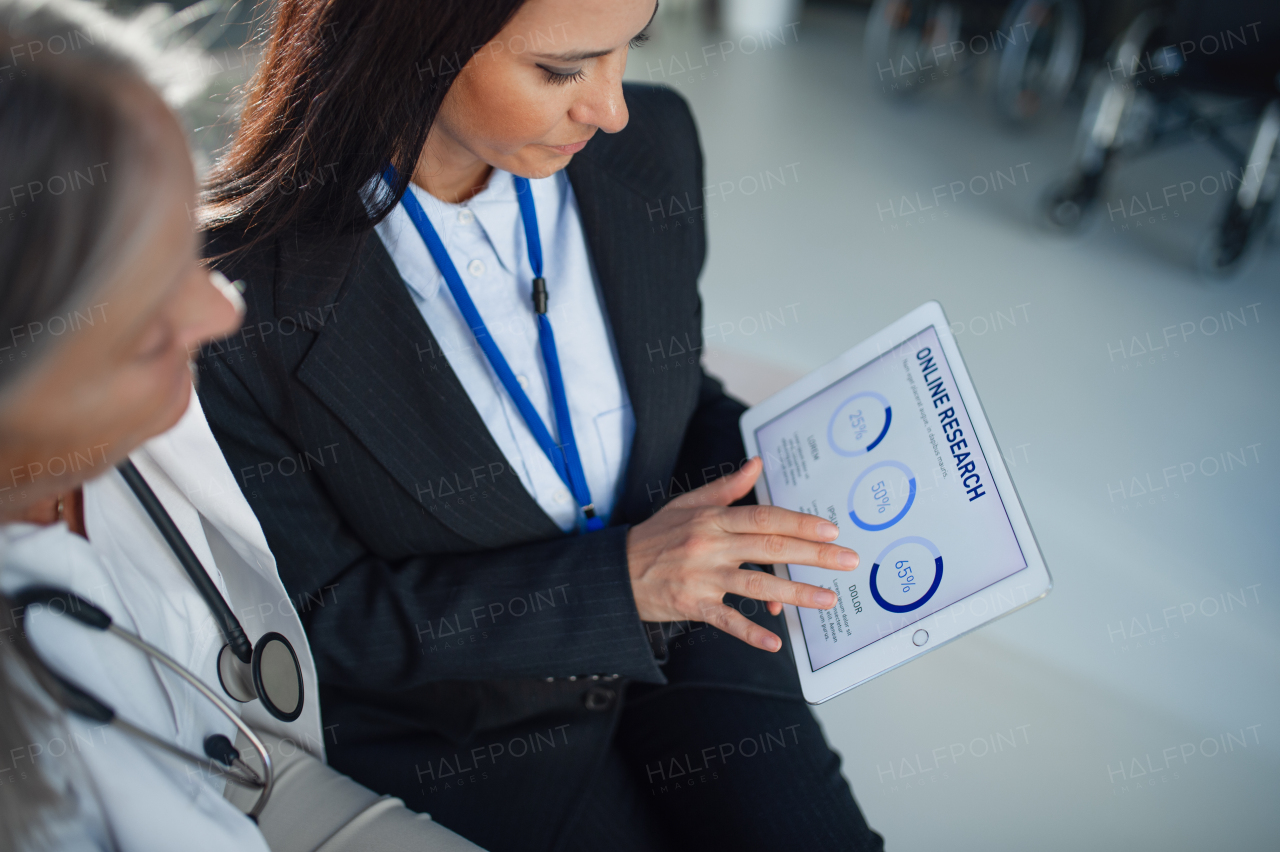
top-left (180, 268), bottom-right (244, 356)
top-left (569, 53), bottom-right (630, 134)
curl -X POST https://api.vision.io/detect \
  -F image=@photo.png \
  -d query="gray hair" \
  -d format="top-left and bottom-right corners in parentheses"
top-left (0, 0), bottom-right (210, 395)
top-left (0, 1), bottom-right (211, 846)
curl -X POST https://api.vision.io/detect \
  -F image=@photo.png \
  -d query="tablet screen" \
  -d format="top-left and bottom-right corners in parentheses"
top-left (755, 326), bottom-right (1027, 671)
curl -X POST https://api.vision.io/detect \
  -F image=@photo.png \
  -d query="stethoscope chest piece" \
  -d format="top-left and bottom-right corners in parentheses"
top-left (253, 632), bottom-right (304, 722)
top-left (218, 644), bottom-right (257, 703)
top-left (216, 633), bottom-right (304, 722)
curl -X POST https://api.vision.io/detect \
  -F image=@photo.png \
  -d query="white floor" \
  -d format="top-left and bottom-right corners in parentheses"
top-left (629, 5), bottom-right (1279, 851)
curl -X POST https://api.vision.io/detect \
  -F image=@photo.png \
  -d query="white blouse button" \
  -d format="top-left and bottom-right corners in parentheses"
top-left (457, 209), bottom-right (475, 225)
top-left (554, 488), bottom-right (571, 503)
top-left (516, 374), bottom-right (530, 390)
top-left (467, 259), bottom-right (485, 276)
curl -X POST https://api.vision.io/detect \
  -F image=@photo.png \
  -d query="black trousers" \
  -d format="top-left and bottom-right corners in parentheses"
top-left (564, 685), bottom-right (884, 852)
top-left (330, 680), bottom-right (883, 852)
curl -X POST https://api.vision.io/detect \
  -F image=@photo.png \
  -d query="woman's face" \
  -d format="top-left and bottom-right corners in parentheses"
top-left (0, 80), bottom-right (242, 514)
top-left (425, 0), bottom-right (658, 185)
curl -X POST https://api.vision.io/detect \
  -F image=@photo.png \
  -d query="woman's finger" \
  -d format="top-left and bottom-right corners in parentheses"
top-left (698, 600), bottom-right (784, 652)
top-left (767, 601), bottom-right (782, 616)
top-left (731, 534), bottom-right (859, 572)
top-left (666, 457), bottom-right (762, 510)
top-left (724, 567), bottom-right (837, 609)
top-left (718, 503), bottom-right (842, 542)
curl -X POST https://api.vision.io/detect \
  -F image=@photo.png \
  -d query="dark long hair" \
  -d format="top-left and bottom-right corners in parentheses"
top-left (200, 0), bottom-right (530, 248)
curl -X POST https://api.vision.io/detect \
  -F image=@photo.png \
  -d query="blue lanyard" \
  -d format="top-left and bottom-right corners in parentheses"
top-left (395, 172), bottom-right (604, 532)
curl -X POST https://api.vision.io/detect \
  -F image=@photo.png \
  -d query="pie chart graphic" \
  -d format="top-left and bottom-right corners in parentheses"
top-left (827, 392), bottom-right (892, 457)
top-left (869, 536), bottom-right (944, 614)
top-left (847, 460), bottom-right (916, 531)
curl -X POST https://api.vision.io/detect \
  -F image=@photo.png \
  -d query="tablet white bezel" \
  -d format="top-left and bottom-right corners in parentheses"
top-left (739, 301), bottom-right (1051, 704)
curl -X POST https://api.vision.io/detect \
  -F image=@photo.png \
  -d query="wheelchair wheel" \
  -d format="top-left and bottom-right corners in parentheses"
top-left (1041, 171), bottom-right (1103, 231)
top-left (993, 0), bottom-right (1084, 123)
top-left (1197, 101), bottom-right (1280, 278)
top-left (865, 0), bottom-right (963, 98)
top-left (1041, 13), bottom-right (1162, 233)
top-left (1198, 200), bottom-right (1268, 276)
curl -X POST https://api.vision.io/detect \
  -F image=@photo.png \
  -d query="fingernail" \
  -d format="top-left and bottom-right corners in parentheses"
top-left (816, 521), bottom-right (839, 539)
top-left (817, 590), bottom-right (836, 607)
top-left (764, 635), bottom-right (781, 651)
top-left (838, 551), bottom-right (859, 569)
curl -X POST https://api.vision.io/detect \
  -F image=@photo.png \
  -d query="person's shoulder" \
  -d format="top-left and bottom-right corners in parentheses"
top-left (201, 218), bottom-right (368, 329)
top-left (575, 83), bottom-right (701, 196)
top-left (622, 82), bottom-right (697, 135)
top-left (0, 523), bottom-right (120, 621)
top-left (203, 221), bottom-right (279, 302)
top-left (618, 82), bottom-right (699, 162)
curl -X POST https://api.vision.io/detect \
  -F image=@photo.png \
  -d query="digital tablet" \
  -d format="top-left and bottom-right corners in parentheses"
top-left (739, 301), bottom-right (1051, 704)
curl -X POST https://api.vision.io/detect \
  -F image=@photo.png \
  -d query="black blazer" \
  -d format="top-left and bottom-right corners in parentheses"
top-left (198, 83), bottom-right (799, 841)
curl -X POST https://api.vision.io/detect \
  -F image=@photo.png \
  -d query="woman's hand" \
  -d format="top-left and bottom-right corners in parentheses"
top-left (625, 457), bottom-right (859, 652)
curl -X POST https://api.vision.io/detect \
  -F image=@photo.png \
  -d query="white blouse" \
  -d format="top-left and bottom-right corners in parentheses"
top-left (375, 169), bottom-right (636, 532)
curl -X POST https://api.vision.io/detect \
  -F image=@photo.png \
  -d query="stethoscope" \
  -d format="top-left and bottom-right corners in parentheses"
top-left (114, 460), bottom-right (304, 723)
top-left (7, 460), bottom-right (309, 819)
top-left (7, 585), bottom-right (276, 819)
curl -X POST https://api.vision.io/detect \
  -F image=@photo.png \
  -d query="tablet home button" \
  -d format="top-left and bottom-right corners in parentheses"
top-left (912, 629), bottom-right (929, 646)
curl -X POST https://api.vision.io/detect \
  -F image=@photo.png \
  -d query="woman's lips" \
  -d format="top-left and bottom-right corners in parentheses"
top-left (545, 138), bottom-right (591, 155)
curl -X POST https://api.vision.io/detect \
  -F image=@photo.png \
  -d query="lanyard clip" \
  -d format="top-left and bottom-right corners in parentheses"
top-left (532, 277), bottom-right (548, 314)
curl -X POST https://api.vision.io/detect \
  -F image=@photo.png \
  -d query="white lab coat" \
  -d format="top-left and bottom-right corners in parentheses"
top-left (0, 392), bottom-right (324, 851)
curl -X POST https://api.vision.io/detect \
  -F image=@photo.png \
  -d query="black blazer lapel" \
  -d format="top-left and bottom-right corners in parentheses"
top-left (567, 123), bottom-right (706, 524)
top-left (285, 232), bottom-right (562, 547)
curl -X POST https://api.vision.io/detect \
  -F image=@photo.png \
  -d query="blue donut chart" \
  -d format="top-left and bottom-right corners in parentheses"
top-left (869, 536), bottom-right (944, 614)
top-left (867, 408), bottom-right (891, 451)
top-left (827, 392), bottom-right (892, 457)
top-left (847, 460), bottom-right (916, 531)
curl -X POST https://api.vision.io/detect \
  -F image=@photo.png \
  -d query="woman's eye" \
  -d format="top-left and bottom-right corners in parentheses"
top-left (630, 31), bottom-right (650, 49)
top-left (540, 66), bottom-right (586, 86)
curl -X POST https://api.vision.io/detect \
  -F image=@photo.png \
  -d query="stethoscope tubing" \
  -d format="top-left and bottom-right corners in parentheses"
top-left (8, 586), bottom-right (275, 818)
top-left (117, 460), bottom-right (254, 665)
top-left (106, 622), bottom-right (274, 817)
top-left (116, 459), bottom-right (304, 723)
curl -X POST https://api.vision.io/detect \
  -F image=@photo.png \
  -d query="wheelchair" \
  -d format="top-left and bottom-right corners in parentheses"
top-left (864, 0), bottom-right (1085, 123)
top-left (1042, 0), bottom-right (1280, 276)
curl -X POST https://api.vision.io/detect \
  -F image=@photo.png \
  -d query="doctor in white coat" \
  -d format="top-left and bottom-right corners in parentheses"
top-left (0, 2), bottom-right (483, 850)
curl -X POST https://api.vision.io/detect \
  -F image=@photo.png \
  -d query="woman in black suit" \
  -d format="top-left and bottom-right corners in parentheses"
top-left (198, 1), bottom-right (884, 849)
